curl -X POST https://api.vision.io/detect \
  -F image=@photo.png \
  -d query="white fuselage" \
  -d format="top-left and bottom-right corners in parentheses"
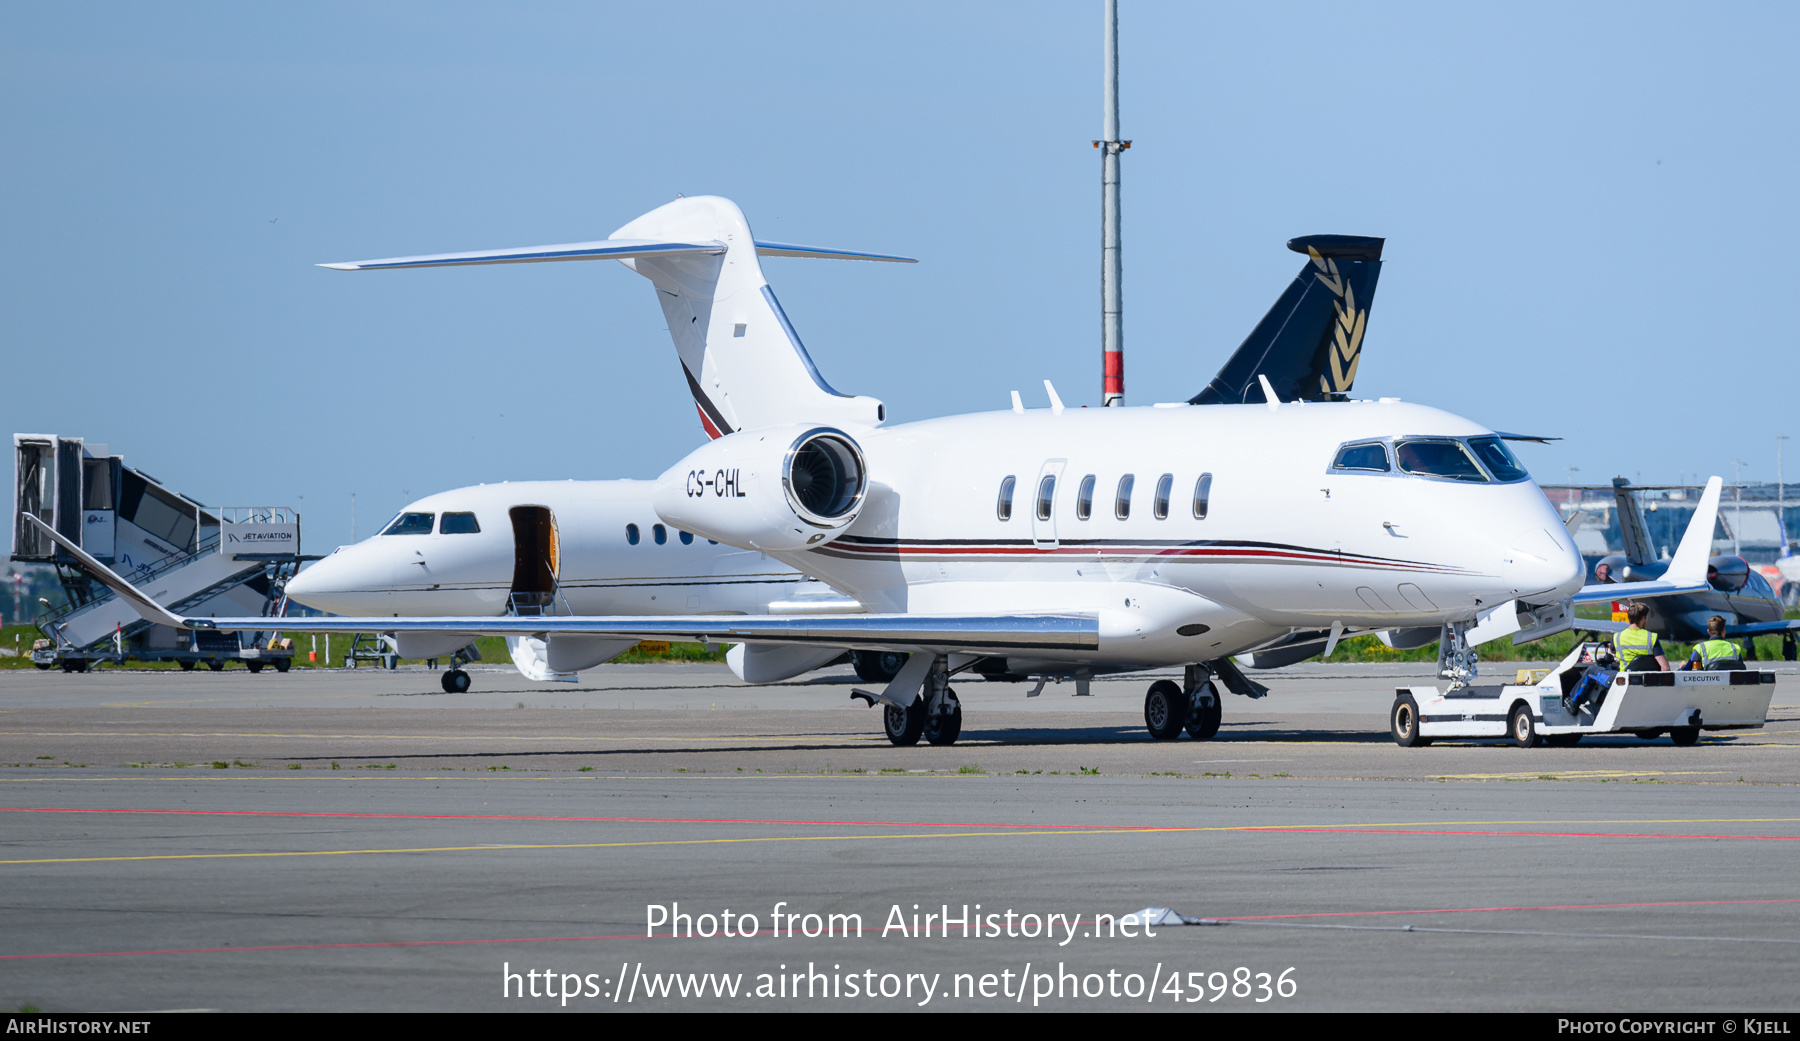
top-left (284, 480), bottom-right (808, 618)
top-left (677, 399), bottom-right (1584, 667)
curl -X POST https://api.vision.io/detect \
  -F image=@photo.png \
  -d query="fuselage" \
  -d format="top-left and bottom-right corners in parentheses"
top-left (284, 480), bottom-right (808, 618)
top-left (1592, 554), bottom-right (1783, 641)
top-left (740, 399), bottom-right (1584, 665)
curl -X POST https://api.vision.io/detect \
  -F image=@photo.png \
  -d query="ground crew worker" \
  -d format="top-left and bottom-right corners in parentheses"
top-left (1616, 602), bottom-right (1669, 672)
top-left (1687, 616), bottom-right (1743, 670)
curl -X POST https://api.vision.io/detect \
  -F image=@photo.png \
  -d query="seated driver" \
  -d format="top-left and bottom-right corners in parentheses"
top-left (1615, 603), bottom-right (1669, 672)
top-left (1687, 616), bottom-right (1743, 670)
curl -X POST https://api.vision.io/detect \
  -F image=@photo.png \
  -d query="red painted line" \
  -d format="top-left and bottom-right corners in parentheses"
top-left (0, 806), bottom-right (1162, 832)
top-left (1258, 826), bottom-right (1800, 842)
top-left (1217, 897), bottom-right (1800, 922)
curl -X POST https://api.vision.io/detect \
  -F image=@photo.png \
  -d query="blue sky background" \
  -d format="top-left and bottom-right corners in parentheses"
top-left (4, 2), bottom-right (1796, 552)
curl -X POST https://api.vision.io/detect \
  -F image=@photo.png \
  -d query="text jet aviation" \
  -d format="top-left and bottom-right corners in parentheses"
top-left (64, 196), bottom-right (1592, 747)
top-left (283, 228), bottom-right (1406, 694)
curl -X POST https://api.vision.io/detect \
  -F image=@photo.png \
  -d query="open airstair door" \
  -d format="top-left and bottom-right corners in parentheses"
top-left (508, 506), bottom-right (560, 615)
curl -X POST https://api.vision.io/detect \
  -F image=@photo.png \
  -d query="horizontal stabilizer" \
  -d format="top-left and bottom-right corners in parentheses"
top-left (321, 238), bottom-right (914, 271)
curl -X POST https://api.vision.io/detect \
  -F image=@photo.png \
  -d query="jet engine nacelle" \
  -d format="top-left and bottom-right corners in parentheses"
top-left (652, 425), bottom-right (869, 552)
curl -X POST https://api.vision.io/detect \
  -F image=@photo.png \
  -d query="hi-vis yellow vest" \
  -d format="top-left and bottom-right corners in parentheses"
top-left (1617, 626), bottom-right (1660, 667)
top-left (1696, 638), bottom-right (1740, 666)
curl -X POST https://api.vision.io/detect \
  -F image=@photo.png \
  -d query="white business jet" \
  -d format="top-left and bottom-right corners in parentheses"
top-left (287, 224), bottom-right (1400, 695)
top-left (53, 196), bottom-right (1588, 746)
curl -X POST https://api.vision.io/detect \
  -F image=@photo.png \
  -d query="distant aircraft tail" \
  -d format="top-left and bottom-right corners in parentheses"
top-left (1189, 235), bottom-right (1384, 405)
top-left (320, 195), bottom-right (912, 438)
top-left (1611, 477), bottom-right (1656, 565)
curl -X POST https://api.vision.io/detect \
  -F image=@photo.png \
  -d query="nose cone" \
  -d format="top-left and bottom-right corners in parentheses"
top-left (1505, 526), bottom-right (1584, 603)
top-left (284, 541), bottom-right (401, 615)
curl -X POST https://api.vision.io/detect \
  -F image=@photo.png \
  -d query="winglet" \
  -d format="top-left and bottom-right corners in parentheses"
top-left (1664, 476), bottom-right (1723, 586)
top-left (21, 515), bottom-right (191, 630)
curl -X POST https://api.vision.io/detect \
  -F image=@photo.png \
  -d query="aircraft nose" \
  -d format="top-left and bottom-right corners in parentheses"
top-left (1505, 527), bottom-right (1584, 602)
top-left (283, 544), bottom-right (391, 613)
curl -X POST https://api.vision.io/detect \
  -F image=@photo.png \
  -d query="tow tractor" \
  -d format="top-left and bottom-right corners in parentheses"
top-left (1390, 640), bottom-right (1775, 748)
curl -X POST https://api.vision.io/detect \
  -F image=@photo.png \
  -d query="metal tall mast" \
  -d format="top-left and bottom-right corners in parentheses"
top-left (1098, 0), bottom-right (1128, 406)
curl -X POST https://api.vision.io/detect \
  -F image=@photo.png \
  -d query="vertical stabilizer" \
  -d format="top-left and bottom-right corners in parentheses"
top-left (1611, 477), bottom-right (1655, 565)
top-left (1189, 235), bottom-right (1384, 405)
top-left (610, 197), bottom-right (886, 437)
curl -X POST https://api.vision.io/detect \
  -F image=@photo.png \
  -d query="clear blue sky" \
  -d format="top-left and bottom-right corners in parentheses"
top-left (5, 2), bottom-right (1795, 552)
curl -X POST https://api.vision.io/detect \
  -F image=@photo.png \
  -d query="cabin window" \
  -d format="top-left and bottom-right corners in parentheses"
top-left (653, 523), bottom-right (667, 545)
top-left (1153, 474), bottom-right (1173, 520)
top-left (382, 512), bottom-right (434, 536)
top-left (1075, 474), bottom-right (1096, 520)
top-left (1467, 437), bottom-right (1530, 482)
top-left (626, 523), bottom-right (640, 545)
top-left (1115, 474), bottom-right (1135, 520)
top-left (1395, 439), bottom-right (1488, 482)
top-left (996, 475), bottom-right (1016, 521)
top-left (440, 512), bottom-right (480, 534)
top-left (679, 530), bottom-right (694, 545)
top-left (1332, 442), bottom-right (1390, 472)
top-left (1036, 475), bottom-right (1056, 522)
top-left (1193, 473), bottom-right (1212, 519)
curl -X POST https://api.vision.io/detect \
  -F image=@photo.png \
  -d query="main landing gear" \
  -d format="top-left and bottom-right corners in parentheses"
top-left (855, 653), bottom-right (964, 747)
top-left (441, 669), bottom-right (472, 694)
top-left (1144, 664), bottom-right (1223, 741)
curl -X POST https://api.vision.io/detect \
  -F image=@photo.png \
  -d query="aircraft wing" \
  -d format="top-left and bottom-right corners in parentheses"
top-left (1722, 618), bottom-right (1800, 638)
top-left (1567, 475), bottom-right (1724, 605)
top-left (23, 514), bottom-right (1092, 656)
top-left (195, 612), bottom-right (1096, 655)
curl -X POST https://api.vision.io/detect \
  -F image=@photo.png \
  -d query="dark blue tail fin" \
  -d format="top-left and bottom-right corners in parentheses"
top-left (1189, 234), bottom-right (1384, 405)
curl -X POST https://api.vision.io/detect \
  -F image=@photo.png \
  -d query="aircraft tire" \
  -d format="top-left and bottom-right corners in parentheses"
top-left (1509, 703), bottom-right (1539, 748)
top-left (1186, 683), bottom-right (1222, 740)
top-left (884, 697), bottom-right (926, 747)
top-left (442, 669), bottom-right (472, 694)
top-left (1144, 680), bottom-right (1187, 740)
top-left (1391, 694), bottom-right (1431, 747)
top-left (1668, 726), bottom-right (1701, 747)
top-left (852, 650), bottom-right (907, 684)
top-left (924, 690), bottom-right (962, 746)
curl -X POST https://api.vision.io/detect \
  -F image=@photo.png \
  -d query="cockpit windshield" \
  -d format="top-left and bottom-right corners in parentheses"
top-left (382, 512), bottom-right (435, 536)
top-left (1467, 437), bottom-right (1530, 482)
top-left (1394, 440), bottom-right (1487, 482)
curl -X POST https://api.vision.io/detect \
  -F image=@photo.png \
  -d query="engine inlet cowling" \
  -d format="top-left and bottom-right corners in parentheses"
top-left (650, 425), bottom-right (870, 552)
top-left (785, 430), bottom-right (866, 527)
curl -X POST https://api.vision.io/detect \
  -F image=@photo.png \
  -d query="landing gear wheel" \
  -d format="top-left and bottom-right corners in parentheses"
top-left (246, 661), bottom-right (264, 674)
top-left (884, 697), bottom-right (926, 747)
top-left (274, 660), bottom-right (290, 673)
top-left (208, 660), bottom-right (225, 672)
top-left (179, 660), bottom-right (196, 672)
top-left (924, 689), bottom-right (962, 746)
top-left (1185, 683), bottom-right (1222, 740)
top-left (852, 650), bottom-right (907, 684)
top-left (1543, 733), bottom-right (1582, 747)
top-left (1391, 694), bottom-right (1431, 747)
top-left (1668, 726), bottom-right (1701, 746)
top-left (441, 669), bottom-right (472, 694)
top-left (1509, 703), bottom-right (1539, 748)
top-left (1144, 680), bottom-right (1188, 740)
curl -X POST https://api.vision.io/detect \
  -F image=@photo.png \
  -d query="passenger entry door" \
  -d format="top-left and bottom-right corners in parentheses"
top-left (1032, 459), bottom-right (1065, 550)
